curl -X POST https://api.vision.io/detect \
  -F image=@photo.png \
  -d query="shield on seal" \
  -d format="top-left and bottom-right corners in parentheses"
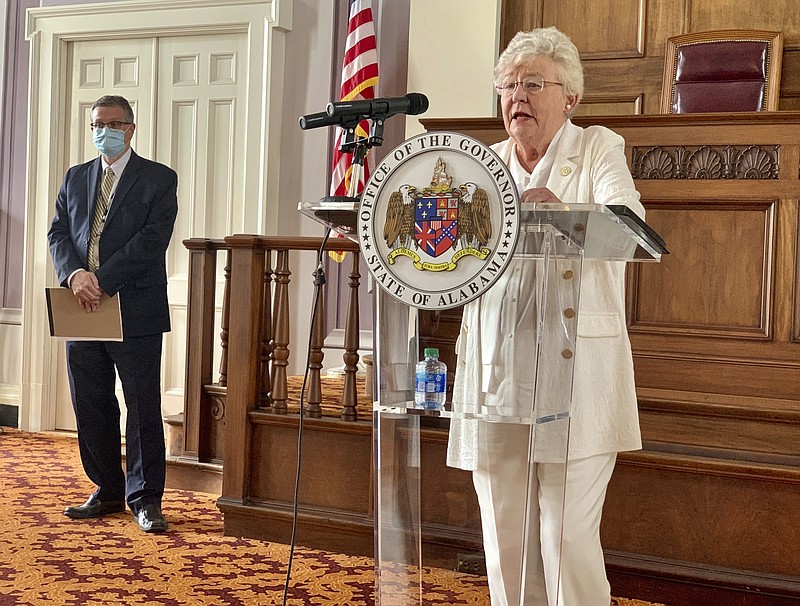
top-left (414, 194), bottom-right (459, 257)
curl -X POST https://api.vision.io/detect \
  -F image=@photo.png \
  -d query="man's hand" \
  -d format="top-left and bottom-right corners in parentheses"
top-left (70, 270), bottom-right (104, 312)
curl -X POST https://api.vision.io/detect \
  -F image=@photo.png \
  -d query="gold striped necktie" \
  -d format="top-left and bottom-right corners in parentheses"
top-left (88, 166), bottom-right (116, 272)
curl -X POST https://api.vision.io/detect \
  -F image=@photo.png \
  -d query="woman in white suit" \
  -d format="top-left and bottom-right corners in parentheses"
top-left (447, 27), bottom-right (645, 606)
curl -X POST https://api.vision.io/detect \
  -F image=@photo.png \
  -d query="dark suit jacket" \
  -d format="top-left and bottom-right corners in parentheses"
top-left (48, 150), bottom-right (178, 338)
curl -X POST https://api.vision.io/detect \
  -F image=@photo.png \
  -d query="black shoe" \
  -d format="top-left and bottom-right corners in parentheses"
top-left (134, 504), bottom-right (168, 533)
top-left (64, 496), bottom-right (125, 519)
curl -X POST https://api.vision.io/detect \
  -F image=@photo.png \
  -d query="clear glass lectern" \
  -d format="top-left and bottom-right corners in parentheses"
top-left (299, 200), bottom-right (666, 606)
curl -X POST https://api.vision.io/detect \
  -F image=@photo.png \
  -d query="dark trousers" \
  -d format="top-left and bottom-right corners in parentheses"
top-left (65, 334), bottom-right (165, 511)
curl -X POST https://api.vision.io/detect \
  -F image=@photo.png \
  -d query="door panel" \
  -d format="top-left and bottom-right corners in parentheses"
top-left (156, 33), bottom-right (248, 416)
top-left (56, 38), bottom-right (156, 432)
top-left (55, 31), bottom-right (247, 430)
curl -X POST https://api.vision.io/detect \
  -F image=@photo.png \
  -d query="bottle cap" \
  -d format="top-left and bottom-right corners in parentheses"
top-left (424, 347), bottom-right (439, 357)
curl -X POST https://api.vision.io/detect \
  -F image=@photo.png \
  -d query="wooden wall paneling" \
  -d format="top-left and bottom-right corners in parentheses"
top-left (574, 94), bottom-right (643, 117)
top-left (637, 401), bottom-right (800, 460)
top-left (418, 309), bottom-right (462, 395)
top-left (774, 196), bottom-right (799, 344)
top-left (503, 0), bottom-right (800, 116)
top-left (220, 415), bottom-right (376, 557)
top-left (794, 198), bottom-right (800, 342)
top-left (629, 321), bottom-right (800, 364)
top-left (182, 240), bottom-right (220, 462)
top-left (687, 0), bottom-right (800, 37)
top-left (581, 58), bottom-right (665, 114)
top-left (499, 0), bottom-right (542, 52)
top-left (606, 549), bottom-right (800, 606)
top-left (632, 353), bottom-right (800, 400)
top-left (780, 98), bottom-right (800, 111)
top-left (778, 137), bottom-right (800, 341)
top-left (543, 0), bottom-right (646, 59)
top-left (220, 414), bottom-right (483, 567)
top-left (248, 416), bottom-right (373, 514)
top-left (603, 452), bottom-right (800, 576)
top-left (780, 50), bottom-right (800, 110)
top-left (219, 237), bottom-right (266, 501)
top-left (629, 200), bottom-right (775, 336)
top-left (642, 0), bottom-right (688, 55)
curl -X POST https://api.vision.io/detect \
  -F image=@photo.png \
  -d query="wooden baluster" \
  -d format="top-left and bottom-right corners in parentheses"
top-left (221, 235), bottom-right (266, 501)
top-left (270, 249), bottom-right (291, 414)
top-left (306, 263), bottom-right (325, 418)
top-left (340, 251), bottom-right (361, 421)
top-left (182, 239), bottom-right (219, 462)
top-left (258, 250), bottom-right (274, 409)
top-left (218, 250), bottom-right (232, 387)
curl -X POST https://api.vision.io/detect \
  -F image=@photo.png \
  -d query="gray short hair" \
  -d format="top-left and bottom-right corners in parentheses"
top-left (494, 27), bottom-right (584, 101)
top-left (91, 95), bottom-right (134, 124)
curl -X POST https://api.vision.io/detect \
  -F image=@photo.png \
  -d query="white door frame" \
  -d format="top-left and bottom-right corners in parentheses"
top-left (21, 0), bottom-right (292, 431)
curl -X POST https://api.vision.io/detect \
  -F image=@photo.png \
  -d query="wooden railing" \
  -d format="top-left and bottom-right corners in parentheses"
top-left (181, 235), bottom-right (363, 465)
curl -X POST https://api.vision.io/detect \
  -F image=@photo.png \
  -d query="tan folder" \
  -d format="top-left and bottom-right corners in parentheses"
top-left (45, 288), bottom-right (123, 341)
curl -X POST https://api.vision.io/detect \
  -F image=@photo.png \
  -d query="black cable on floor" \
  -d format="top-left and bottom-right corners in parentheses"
top-left (282, 227), bottom-right (332, 605)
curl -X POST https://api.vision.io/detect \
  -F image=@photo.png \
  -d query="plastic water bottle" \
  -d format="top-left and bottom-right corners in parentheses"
top-left (414, 348), bottom-right (447, 410)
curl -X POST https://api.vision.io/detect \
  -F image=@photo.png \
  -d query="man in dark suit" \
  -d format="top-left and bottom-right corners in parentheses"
top-left (48, 95), bottom-right (178, 533)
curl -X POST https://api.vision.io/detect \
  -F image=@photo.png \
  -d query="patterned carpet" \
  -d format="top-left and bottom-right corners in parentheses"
top-left (284, 374), bottom-right (372, 417)
top-left (0, 430), bottom-right (665, 605)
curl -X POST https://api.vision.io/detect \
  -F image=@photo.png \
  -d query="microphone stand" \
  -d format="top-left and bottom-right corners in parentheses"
top-left (285, 112), bottom-right (389, 606)
top-left (318, 114), bottom-right (387, 204)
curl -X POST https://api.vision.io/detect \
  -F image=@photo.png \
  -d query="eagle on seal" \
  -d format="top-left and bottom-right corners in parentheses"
top-left (456, 182), bottom-right (491, 249)
top-left (383, 184), bottom-right (417, 249)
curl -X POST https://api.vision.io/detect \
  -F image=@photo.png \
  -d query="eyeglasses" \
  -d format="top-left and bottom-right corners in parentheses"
top-left (90, 121), bottom-right (132, 130)
top-left (495, 76), bottom-right (563, 96)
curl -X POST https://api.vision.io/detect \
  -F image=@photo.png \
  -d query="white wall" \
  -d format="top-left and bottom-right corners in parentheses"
top-left (0, 2), bottom-right (6, 114)
top-left (0, 310), bottom-right (21, 408)
top-left (276, 0), bottom-right (336, 375)
top-left (0, 2), bottom-right (21, 414)
top-left (40, 0), bottom-right (127, 4)
top-left (406, 0), bottom-right (502, 136)
top-left (278, 0), bottom-right (334, 240)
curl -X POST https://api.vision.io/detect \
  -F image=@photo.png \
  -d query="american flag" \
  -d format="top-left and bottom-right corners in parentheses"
top-left (329, 0), bottom-right (379, 198)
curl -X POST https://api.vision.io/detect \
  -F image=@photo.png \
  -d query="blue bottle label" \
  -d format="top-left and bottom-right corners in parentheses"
top-left (416, 372), bottom-right (445, 392)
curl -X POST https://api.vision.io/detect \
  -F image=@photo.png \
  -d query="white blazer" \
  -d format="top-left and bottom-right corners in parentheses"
top-left (447, 121), bottom-right (645, 470)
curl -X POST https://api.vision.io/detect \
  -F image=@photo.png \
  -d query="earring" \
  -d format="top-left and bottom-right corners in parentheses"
top-left (566, 104), bottom-right (571, 109)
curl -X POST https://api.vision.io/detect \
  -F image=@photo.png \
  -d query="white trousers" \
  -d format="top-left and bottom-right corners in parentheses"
top-left (472, 422), bottom-right (617, 606)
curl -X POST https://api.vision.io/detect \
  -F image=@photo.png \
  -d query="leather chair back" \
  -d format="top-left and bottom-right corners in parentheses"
top-left (661, 30), bottom-right (783, 113)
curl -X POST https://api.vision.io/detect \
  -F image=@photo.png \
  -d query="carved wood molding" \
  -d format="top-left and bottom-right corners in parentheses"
top-left (205, 385), bottom-right (227, 423)
top-left (632, 145), bottom-right (780, 179)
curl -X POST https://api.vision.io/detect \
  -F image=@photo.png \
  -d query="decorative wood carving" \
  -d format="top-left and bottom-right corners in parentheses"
top-left (258, 253), bottom-right (274, 410)
top-left (306, 268), bottom-right (326, 419)
top-left (210, 392), bottom-right (225, 422)
top-left (182, 238), bottom-right (225, 463)
top-left (270, 250), bottom-right (291, 415)
top-left (632, 145), bottom-right (780, 179)
top-left (341, 252), bottom-right (361, 421)
top-left (218, 251), bottom-right (231, 386)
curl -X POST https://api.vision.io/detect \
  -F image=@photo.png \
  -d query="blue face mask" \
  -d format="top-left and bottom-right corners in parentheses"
top-left (93, 126), bottom-right (128, 158)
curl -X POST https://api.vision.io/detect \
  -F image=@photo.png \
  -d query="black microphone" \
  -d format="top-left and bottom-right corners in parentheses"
top-left (298, 111), bottom-right (357, 130)
top-left (326, 93), bottom-right (429, 120)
